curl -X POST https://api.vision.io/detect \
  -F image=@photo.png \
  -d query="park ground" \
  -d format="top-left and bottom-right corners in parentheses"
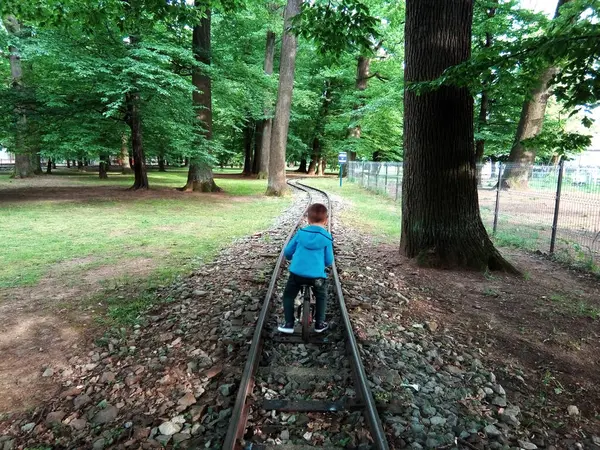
top-left (0, 168), bottom-right (599, 444)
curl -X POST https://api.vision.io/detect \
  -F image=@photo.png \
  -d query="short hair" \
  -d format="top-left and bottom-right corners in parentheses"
top-left (307, 203), bottom-right (328, 223)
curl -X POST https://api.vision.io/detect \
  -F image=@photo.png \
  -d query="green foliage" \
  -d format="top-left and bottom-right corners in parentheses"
top-left (296, 0), bottom-right (379, 56)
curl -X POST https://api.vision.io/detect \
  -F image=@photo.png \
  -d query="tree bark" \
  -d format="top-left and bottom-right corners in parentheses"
top-left (502, 0), bottom-right (570, 189)
top-left (182, 7), bottom-right (220, 192)
top-left (266, 0), bottom-right (301, 196)
top-left (318, 158), bottom-right (326, 176)
top-left (257, 30), bottom-right (276, 180)
top-left (125, 92), bottom-right (148, 189)
top-left (347, 56), bottom-right (371, 166)
top-left (66, 160), bottom-right (71, 169)
top-left (120, 133), bottom-right (133, 174)
top-left (252, 122), bottom-right (262, 175)
top-left (158, 155), bottom-right (166, 172)
top-left (475, 89), bottom-right (489, 186)
top-left (46, 159), bottom-right (52, 174)
top-left (99, 154), bottom-right (109, 179)
top-left (307, 155), bottom-right (317, 175)
top-left (297, 158), bottom-right (307, 173)
top-left (401, 0), bottom-right (516, 273)
top-left (242, 119), bottom-right (254, 176)
top-left (476, 5), bottom-right (496, 186)
top-left (4, 15), bottom-right (34, 179)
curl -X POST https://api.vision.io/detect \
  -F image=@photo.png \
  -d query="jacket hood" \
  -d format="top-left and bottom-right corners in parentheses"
top-left (297, 225), bottom-right (333, 250)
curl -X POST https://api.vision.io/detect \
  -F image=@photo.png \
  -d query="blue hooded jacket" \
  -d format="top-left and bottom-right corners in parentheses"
top-left (284, 225), bottom-right (334, 279)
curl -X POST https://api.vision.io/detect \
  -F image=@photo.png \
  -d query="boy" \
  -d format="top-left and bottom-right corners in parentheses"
top-left (278, 203), bottom-right (334, 334)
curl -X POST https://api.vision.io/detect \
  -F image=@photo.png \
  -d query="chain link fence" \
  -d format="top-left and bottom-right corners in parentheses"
top-left (347, 160), bottom-right (600, 271)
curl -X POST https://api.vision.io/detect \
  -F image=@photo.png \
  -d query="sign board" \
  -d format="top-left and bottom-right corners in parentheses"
top-left (338, 152), bottom-right (347, 164)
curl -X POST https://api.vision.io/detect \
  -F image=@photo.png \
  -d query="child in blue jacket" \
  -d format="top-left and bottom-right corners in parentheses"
top-left (278, 203), bottom-right (334, 334)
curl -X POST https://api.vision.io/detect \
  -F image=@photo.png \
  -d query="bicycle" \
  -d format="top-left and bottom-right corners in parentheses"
top-left (296, 282), bottom-right (321, 343)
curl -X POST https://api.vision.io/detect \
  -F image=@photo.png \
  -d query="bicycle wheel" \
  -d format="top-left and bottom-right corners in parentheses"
top-left (301, 290), bottom-right (311, 343)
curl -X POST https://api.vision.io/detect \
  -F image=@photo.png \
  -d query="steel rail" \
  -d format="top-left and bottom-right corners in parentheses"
top-left (222, 181), bottom-right (312, 450)
top-left (295, 181), bottom-right (389, 450)
top-left (223, 180), bottom-right (389, 450)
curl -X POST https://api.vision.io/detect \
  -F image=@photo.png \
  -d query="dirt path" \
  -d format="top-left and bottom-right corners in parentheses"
top-left (367, 244), bottom-right (600, 440)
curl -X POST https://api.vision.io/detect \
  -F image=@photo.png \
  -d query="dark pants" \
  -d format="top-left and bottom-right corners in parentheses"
top-left (282, 273), bottom-right (327, 324)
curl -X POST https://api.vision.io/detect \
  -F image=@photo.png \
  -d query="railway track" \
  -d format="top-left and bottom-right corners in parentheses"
top-left (222, 180), bottom-right (389, 450)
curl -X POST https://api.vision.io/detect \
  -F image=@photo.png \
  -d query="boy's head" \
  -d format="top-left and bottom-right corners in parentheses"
top-left (307, 203), bottom-right (328, 224)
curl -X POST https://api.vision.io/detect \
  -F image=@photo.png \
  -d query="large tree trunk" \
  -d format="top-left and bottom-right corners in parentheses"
top-left (401, 0), bottom-right (516, 273)
top-left (158, 154), bottom-right (166, 172)
top-left (120, 133), bottom-right (133, 174)
top-left (242, 120), bottom-right (254, 176)
top-left (184, 161), bottom-right (220, 192)
top-left (297, 158), bottom-right (307, 173)
top-left (5, 15), bottom-right (34, 179)
top-left (99, 154), bottom-right (109, 179)
top-left (182, 7), bottom-right (220, 192)
top-left (475, 5), bottom-right (496, 186)
top-left (252, 123), bottom-right (262, 175)
top-left (475, 89), bottom-right (489, 186)
top-left (14, 154), bottom-right (33, 178)
top-left (266, 0), bottom-right (301, 196)
top-left (126, 92), bottom-right (149, 189)
top-left (346, 56), bottom-right (371, 167)
top-left (502, 0), bottom-right (570, 189)
top-left (46, 159), bottom-right (52, 174)
top-left (257, 30), bottom-right (276, 180)
top-left (307, 155), bottom-right (317, 175)
top-left (318, 158), bottom-right (326, 176)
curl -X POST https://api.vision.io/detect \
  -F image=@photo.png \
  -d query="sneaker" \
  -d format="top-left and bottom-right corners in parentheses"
top-left (278, 321), bottom-right (295, 334)
top-left (314, 321), bottom-right (329, 333)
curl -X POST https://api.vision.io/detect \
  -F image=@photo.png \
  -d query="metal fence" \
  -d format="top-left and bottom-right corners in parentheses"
top-left (348, 160), bottom-right (600, 270)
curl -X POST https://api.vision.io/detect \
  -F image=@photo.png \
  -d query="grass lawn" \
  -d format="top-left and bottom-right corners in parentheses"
top-left (301, 177), bottom-right (401, 242)
top-left (0, 168), bottom-right (290, 321)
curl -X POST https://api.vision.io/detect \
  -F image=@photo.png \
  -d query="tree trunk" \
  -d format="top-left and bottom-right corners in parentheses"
top-left (67, 160), bottom-right (71, 169)
top-left (476, 6), bottom-right (496, 187)
top-left (99, 154), bottom-right (109, 179)
top-left (158, 155), bottom-right (166, 172)
top-left (475, 90), bottom-right (489, 186)
top-left (14, 154), bottom-right (33, 178)
top-left (126, 92), bottom-right (149, 189)
top-left (77, 160), bottom-right (84, 171)
top-left (258, 30), bottom-right (276, 180)
top-left (120, 134), bottom-right (133, 174)
top-left (33, 152), bottom-right (42, 175)
top-left (346, 55), bottom-right (371, 167)
top-left (242, 120), bottom-right (254, 176)
top-left (184, 162), bottom-right (221, 192)
top-left (502, 0), bottom-right (570, 189)
top-left (5, 16), bottom-right (34, 179)
top-left (401, 0), bottom-right (516, 273)
top-left (46, 159), bottom-right (52, 174)
top-left (252, 122), bottom-right (262, 175)
top-left (182, 6), bottom-right (220, 192)
top-left (318, 158), bottom-right (326, 176)
top-left (307, 156), bottom-right (317, 175)
top-left (266, 0), bottom-right (301, 196)
top-left (297, 158), bottom-right (307, 173)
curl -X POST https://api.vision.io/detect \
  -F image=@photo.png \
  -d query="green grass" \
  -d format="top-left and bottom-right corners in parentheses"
top-left (0, 169), bottom-right (290, 308)
top-left (300, 177), bottom-right (401, 242)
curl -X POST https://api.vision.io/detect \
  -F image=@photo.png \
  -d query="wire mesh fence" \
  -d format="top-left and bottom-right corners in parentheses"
top-left (347, 160), bottom-right (600, 271)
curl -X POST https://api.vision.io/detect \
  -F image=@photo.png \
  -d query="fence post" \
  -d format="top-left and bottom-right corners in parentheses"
top-left (367, 163), bottom-right (370, 189)
top-left (384, 164), bottom-right (388, 195)
top-left (493, 163), bottom-right (503, 234)
top-left (550, 159), bottom-right (565, 254)
top-left (395, 164), bottom-right (400, 201)
top-left (375, 163), bottom-right (379, 190)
